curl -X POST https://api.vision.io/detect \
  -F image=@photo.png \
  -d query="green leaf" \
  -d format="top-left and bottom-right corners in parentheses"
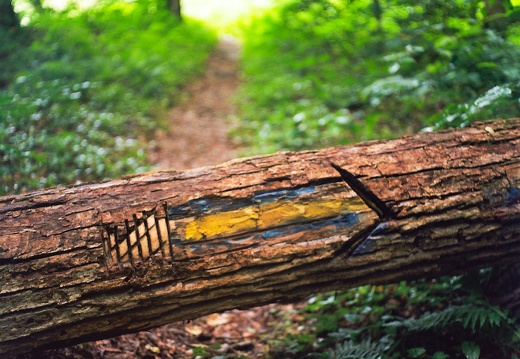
top-left (477, 62), bottom-right (497, 69)
top-left (479, 309), bottom-right (488, 329)
top-left (407, 347), bottom-right (426, 358)
top-left (192, 345), bottom-right (209, 357)
top-left (433, 352), bottom-right (449, 359)
top-left (461, 341), bottom-right (480, 359)
top-left (470, 310), bottom-right (479, 330)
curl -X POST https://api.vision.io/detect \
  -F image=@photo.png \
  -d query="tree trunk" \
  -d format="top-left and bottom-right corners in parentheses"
top-left (484, 0), bottom-right (509, 33)
top-left (0, 0), bottom-right (19, 29)
top-left (1, 119), bottom-right (519, 357)
top-left (168, 0), bottom-right (182, 21)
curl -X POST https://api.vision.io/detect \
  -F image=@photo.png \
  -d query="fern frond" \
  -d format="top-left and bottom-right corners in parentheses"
top-left (331, 337), bottom-right (392, 359)
top-left (402, 303), bottom-right (511, 333)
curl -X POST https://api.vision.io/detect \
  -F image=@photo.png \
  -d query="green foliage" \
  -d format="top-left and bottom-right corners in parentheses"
top-left (398, 300), bottom-right (512, 333)
top-left (461, 341), bottom-right (480, 359)
top-left (0, 26), bottom-right (32, 87)
top-left (192, 345), bottom-right (210, 357)
top-left (429, 82), bottom-right (520, 130)
top-left (265, 275), bottom-right (519, 358)
top-left (236, 0), bottom-right (520, 154)
top-left (330, 337), bottom-right (391, 359)
top-left (0, 2), bottom-right (216, 195)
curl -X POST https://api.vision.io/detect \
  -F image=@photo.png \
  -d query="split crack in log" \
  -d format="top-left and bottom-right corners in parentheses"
top-left (330, 162), bottom-right (392, 220)
top-left (329, 162), bottom-right (394, 258)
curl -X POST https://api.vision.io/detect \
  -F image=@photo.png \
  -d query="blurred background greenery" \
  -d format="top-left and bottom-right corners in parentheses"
top-left (1, 0), bottom-right (217, 194)
top-left (2, 0), bottom-right (519, 194)
top-left (236, 0), bottom-right (520, 153)
top-left (1, 0), bottom-right (519, 357)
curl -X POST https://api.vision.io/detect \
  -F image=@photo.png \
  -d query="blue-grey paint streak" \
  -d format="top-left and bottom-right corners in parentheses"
top-left (168, 186), bottom-right (320, 219)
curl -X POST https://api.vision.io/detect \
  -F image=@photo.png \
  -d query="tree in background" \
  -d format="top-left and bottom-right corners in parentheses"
top-left (168, 0), bottom-right (182, 20)
top-left (0, 0), bottom-right (18, 29)
top-left (484, 0), bottom-right (513, 33)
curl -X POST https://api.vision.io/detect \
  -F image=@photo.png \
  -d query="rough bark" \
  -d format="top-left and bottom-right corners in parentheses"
top-left (1, 119), bottom-right (519, 356)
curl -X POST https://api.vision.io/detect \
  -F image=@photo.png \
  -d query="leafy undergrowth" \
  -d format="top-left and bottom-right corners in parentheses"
top-left (264, 274), bottom-right (520, 359)
top-left (235, 0), bottom-right (520, 154)
top-left (0, 3), bottom-right (216, 195)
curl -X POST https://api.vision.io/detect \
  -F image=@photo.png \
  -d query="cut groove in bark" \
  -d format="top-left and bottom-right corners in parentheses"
top-left (331, 162), bottom-right (392, 219)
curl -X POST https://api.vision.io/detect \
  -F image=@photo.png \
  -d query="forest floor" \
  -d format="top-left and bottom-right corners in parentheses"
top-left (148, 35), bottom-right (241, 171)
top-left (37, 36), bottom-right (306, 359)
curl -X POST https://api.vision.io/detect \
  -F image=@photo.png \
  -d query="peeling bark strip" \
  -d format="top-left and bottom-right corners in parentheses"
top-left (1, 119), bottom-right (520, 356)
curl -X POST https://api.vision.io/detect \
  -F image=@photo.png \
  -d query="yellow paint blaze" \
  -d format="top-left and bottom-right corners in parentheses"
top-left (258, 198), bottom-right (366, 228)
top-left (106, 195), bottom-right (371, 264)
top-left (184, 207), bottom-right (259, 240)
top-left (183, 197), bottom-right (368, 241)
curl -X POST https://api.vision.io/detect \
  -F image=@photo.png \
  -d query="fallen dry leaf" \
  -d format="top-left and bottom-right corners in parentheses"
top-left (185, 324), bottom-right (203, 336)
top-left (206, 313), bottom-right (231, 326)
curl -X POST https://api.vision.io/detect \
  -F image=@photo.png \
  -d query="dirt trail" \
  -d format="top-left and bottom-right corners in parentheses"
top-left (149, 35), bottom-right (241, 170)
top-left (33, 35), bottom-right (305, 359)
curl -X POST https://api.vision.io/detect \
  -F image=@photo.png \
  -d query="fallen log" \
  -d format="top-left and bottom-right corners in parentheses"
top-left (1, 119), bottom-right (519, 356)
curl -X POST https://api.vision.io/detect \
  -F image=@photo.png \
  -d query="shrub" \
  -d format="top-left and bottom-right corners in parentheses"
top-left (0, 2), bottom-right (217, 195)
top-left (235, 0), bottom-right (520, 154)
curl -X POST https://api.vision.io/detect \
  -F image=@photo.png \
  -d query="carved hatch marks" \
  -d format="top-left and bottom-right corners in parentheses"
top-left (101, 204), bottom-right (173, 268)
top-left (101, 180), bottom-right (379, 269)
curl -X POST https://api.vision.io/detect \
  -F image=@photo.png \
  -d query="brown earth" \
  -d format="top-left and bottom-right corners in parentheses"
top-left (28, 36), bottom-right (308, 359)
top-left (148, 35), bottom-right (241, 171)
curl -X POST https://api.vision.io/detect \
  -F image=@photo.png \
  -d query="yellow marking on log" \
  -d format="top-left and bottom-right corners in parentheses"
top-left (184, 207), bottom-right (259, 240)
top-left (258, 198), bottom-right (367, 228)
top-left (183, 197), bottom-right (368, 241)
top-left (106, 194), bottom-right (370, 265)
